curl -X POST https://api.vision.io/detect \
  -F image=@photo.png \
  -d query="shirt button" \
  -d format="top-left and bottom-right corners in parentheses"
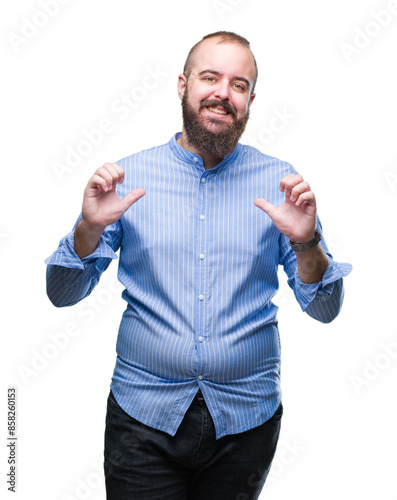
top-left (199, 294), bottom-right (204, 301)
top-left (198, 375), bottom-right (203, 380)
top-left (199, 254), bottom-right (205, 260)
top-left (201, 178), bottom-right (206, 184)
top-left (199, 336), bottom-right (204, 342)
top-left (194, 157), bottom-right (199, 163)
top-left (200, 215), bottom-right (205, 221)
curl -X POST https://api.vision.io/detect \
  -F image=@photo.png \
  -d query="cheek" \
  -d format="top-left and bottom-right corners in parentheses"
top-left (235, 99), bottom-right (250, 116)
top-left (188, 88), bottom-right (207, 108)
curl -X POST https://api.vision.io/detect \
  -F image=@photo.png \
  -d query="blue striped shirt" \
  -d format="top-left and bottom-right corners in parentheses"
top-left (45, 132), bottom-right (352, 439)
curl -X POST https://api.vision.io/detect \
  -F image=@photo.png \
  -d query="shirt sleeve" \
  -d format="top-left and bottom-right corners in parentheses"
top-left (279, 217), bottom-right (352, 323)
top-left (44, 215), bottom-right (122, 307)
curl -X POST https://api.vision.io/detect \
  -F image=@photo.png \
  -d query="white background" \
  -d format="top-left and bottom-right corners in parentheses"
top-left (2, 0), bottom-right (396, 498)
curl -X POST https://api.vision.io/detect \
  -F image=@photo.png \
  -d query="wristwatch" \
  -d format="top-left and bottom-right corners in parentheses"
top-left (290, 229), bottom-right (321, 252)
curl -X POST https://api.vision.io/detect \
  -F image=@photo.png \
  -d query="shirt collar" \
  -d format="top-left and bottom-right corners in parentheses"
top-left (168, 132), bottom-right (242, 174)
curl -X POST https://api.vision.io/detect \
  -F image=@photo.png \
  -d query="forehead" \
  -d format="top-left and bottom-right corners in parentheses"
top-left (191, 38), bottom-right (256, 83)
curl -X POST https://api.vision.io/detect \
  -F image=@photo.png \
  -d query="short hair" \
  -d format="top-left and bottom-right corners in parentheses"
top-left (183, 31), bottom-right (258, 93)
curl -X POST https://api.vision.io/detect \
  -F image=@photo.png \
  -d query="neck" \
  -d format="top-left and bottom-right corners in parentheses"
top-left (177, 128), bottom-right (223, 170)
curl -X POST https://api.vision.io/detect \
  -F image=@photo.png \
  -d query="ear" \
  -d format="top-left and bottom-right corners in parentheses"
top-left (248, 92), bottom-right (256, 108)
top-left (177, 74), bottom-right (187, 101)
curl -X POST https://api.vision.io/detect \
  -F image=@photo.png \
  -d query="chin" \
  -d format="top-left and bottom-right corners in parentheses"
top-left (202, 116), bottom-right (232, 129)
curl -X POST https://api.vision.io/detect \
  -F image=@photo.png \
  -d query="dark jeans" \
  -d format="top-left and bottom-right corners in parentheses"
top-left (104, 390), bottom-right (282, 500)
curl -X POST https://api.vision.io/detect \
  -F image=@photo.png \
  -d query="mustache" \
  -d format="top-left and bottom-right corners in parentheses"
top-left (199, 99), bottom-right (237, 118)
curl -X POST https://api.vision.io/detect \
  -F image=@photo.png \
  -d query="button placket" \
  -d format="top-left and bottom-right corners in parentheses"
top-left (195, 174), bottom-right (208, 378)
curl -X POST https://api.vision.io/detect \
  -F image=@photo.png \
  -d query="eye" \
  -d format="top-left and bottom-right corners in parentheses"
top-left (204, 76), bottom-right (216, 82)
top-left (233, 83), bottom-right (246, 91)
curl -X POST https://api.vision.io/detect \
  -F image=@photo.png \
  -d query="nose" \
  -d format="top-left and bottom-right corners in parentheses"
top-left (213, 79), bottom-right (231, 101)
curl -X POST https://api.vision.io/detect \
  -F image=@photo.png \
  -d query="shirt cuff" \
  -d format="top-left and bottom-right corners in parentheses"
top-left (44, 230), bottom-right (119, 269)
top-left (288, 259), bottom-right (352, 311)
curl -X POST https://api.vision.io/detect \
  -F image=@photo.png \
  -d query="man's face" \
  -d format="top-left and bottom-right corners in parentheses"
top-left (178, 38), bottom-right (256, 158)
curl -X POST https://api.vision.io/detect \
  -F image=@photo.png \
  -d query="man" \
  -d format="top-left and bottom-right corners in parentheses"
top-left (46, 32), bottom-right (351, 499)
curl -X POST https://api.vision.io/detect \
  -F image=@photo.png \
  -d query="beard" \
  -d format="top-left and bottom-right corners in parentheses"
top-left (181, 89), bottom-right (250, 159)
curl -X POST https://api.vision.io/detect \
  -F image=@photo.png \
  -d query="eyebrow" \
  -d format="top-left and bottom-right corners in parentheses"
top-left (197, 70), bottom-right (251, 89)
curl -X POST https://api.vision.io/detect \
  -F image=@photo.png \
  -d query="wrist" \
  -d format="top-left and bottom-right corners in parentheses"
top-left (74, 220), bottom-right (104, 259)
top-left (295, 245), bottom-right (328, 283)
top-left (79, 218), bottom-right (106, 236)
top-left (290, 229), bottom-right (321, 252)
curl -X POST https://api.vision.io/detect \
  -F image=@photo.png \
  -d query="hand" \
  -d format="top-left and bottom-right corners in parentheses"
top-left (81, 162), bottom-right (145, 231)
top-left (254, 174), bottom-right (316, 243)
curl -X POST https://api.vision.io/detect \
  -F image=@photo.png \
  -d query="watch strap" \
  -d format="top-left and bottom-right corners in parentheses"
top-left (290, 229), bottom-right (321, 252)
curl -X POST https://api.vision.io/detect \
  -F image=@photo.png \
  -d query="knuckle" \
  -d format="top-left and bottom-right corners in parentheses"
top-left (102, 168), bottom-right (113, 178)
top-left (97, 166), bottom-right (108, 176)
top-left (108, 164), bottom-right (121, 179)
top-left (92, 173), bottom-right (102, 183)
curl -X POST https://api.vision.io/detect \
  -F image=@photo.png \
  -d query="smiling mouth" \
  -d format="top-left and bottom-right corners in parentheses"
top-left (207, 106), bottom-right (229, 116)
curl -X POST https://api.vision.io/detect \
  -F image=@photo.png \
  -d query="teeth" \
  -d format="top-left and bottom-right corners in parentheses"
top-left (208, 106), bottom-right (228, 115)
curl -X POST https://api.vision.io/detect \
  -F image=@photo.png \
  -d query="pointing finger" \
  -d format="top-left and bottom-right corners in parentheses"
top-left (254, 198), bottom-right (276, 218)
top-left (122, 188), bottom-right (146, 211)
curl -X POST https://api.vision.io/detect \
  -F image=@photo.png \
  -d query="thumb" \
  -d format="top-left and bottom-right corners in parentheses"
top-left (254, 198), bottom-right (277, 218)
top-left (121, 188), bottom-right (146, 211)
